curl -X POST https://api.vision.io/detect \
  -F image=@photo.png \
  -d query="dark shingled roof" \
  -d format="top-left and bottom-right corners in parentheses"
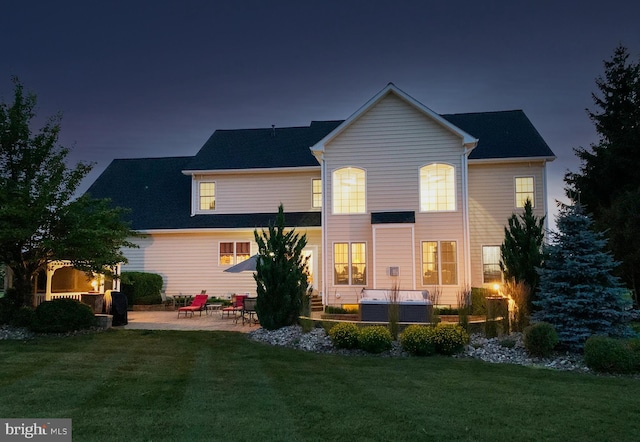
top-left (184, 120), bottom-right (343, 171)
top-left (86, 110), bottom-right (554, 231)
top-left (441, 110), bottom-right (555, 160)
top-left (85, 156), bottom-right (320, 230)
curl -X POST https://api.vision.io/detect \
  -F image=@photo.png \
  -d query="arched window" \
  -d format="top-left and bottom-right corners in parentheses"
top-left (420, 163), bottom-right (455, 212)
top-left (332, 167), bottom-right (366, 214)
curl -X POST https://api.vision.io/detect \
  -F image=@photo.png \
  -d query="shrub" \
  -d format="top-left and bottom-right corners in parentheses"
top-left (120, 272), bottom-right (163, 305)
top-left (10, 306), bottom-right (36, 328)
top-left (358, 326), bottom-right (392, 354)
top-left (470, 287), bottom-right (490, 316)
top-left (584, 336), bottom-right (638, 374)
top-left (31, 299), bottom-right (97, 333)
top-left (524, 322), bottom-right (559, 357)
top-left (400, 325), bottom-right (436, 356)
top-left (437, 307), bottom-right (459, 315)
top-left (0, 297), bottom-right (18, 325)
top-left (328, 322), bottom-right (360, 349)
top-left (432, 324), bottom-right (469, 355)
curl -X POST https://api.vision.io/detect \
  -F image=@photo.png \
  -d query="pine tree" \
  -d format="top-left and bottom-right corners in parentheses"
top-left (565, 45), bottom-right (640, 299)
top-left (533, 204), bottom-right (632, 351)
top-left (253, 205), bottom-right (310, 330)
top-left (500, 199), bottom-right (546, 302)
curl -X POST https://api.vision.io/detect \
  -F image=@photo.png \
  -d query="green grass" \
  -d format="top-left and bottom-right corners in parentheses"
top-left (1, 330), bottom-right (639, 441)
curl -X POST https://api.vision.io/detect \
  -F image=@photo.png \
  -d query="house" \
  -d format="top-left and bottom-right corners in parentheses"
top-left (86, 84), bottom-right (555, 306)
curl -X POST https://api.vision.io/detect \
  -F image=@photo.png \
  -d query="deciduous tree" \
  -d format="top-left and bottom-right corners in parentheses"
top-left (0, 78), bottom-right (136, 307)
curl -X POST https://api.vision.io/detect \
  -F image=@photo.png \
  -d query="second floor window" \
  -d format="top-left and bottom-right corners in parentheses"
top-left (515, 177), bottom-right (534, 208)
top-left (333, 167), bottom-right (366, 214)
top-left (199, 182), bottom-right (216, 210)
top-left (420, 163), bottom-right (455, 212)
top-left (312, 178), bottom-right (322, 208)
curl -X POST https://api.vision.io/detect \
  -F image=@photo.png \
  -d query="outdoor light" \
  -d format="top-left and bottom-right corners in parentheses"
top-left (492, 283), bottom-right (500, 293)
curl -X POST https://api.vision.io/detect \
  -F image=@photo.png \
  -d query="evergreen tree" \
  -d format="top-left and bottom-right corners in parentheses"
top-left (533, 204), bottom-right (631, 351)
top-left (0, 78), bottom-right (136, 306)
top-left (565, 45), bottom-right (640, 299)
top-left (500, 199), bottom-right (546, 302)
top-left (254, 204), bottom-right (310, 330)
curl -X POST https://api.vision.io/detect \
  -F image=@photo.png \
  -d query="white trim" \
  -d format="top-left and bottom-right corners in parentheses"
top-left (135, 226), bottom-right (322, 235)
top-left (514, 175), bottom-right (536, 209)
top-left (182, 166), bottom-right (320, 176)
top-left (311, 177), bottom-right (322, 210)
top-left (331, 166), bottom-right (367, 215)
top-left (371, 224), bottom-right (416, 290)
top-left (331, 241), bottom-right (368, 287)
top-left (468, 156), bottom-right (555, 165)
top-left (461, 151), bottom-right (472, 288)
top-left (310, 84), bottom-right (478, 159)
top-left (321, 157), bottom-right (327, 305)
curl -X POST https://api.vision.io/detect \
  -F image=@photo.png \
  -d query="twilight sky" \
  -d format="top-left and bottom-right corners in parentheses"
top-left (2, 0), bottom-right (639, 226)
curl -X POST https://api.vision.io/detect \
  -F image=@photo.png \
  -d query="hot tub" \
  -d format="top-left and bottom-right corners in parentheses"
top-left (359, 290), bottom-right (433, 323)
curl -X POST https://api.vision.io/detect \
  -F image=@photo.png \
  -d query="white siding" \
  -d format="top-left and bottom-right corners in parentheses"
top-left (193, 169), bottom-right (320, 215)
top-left (468, 161), bottom-right (548, 287)
top-left (323, 93), bottom-right (467, 305)
top-left (373, 226), bottom-right (415, 290)
top-left (123, 229), bottom-right (322, 299)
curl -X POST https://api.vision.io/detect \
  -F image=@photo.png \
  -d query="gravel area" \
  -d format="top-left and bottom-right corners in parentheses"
top-left (249, 325), bottom-right (591, 373)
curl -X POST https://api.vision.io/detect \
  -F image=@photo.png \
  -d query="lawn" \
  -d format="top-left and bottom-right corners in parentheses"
top-left (1, 329), bottom-right (638, 441)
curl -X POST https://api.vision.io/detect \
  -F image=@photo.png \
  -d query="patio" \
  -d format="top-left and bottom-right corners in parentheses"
top-left (120, 310), bottom-right (258, 332)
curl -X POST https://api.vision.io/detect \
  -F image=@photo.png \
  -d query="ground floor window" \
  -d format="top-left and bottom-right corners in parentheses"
top-left (482, 246), bottom-right (502, 283)
top-left (421, 241), bottom-right (457, 285)
top-left (334, 242), bottom-right (366, 285)
top-left (220, 242), bottom-right (251, 265)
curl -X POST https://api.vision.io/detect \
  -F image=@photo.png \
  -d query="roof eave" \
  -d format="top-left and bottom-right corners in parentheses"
top-left (468, 155), bottom-right (557, 164)
top-left (181, 166), bottom-right (320, 176)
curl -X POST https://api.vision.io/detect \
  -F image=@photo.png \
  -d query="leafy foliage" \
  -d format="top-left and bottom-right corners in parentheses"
top-left (31, 298), bottom-right (97, 333)
top-left (565, 45), bottom-right (640, 301)
top-left (254, 205), bottom-right (310, 330)
top-left (328, 322), bottom-right (360, 349)
top-left (523, 322), bottom-right (559, 357)
top-left (120, 272), bottom-right (163, 305)
top-left (533, 204), bottom-right (632, 350)
top-left (584, 336), bottom-right (639, 374)
top-left (358, 326), bottom-right (392, 354)
top-left (500, 199), bottom-right (545, 303)
top-left (431, 324), bottom-right (469, 355)
top-left (400, 325), bottom-right (436, 356)
top-left (0, 78), bottom-right (137, 306)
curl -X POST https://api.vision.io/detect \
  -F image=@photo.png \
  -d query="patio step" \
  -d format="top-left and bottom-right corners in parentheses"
top-left (310, 296), bottom-right (323, 312)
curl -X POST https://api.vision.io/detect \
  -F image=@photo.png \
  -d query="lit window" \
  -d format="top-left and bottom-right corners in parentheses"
top-left (421, 241), bottom-right (457, 285)
top-left (332, 167), bottom-right (365, 214)
top-left (312, 179), bottom-right (322, 208)
top-left (199, 182), bottom-right (216, 210)
top-left (219, 242), bottom-right (251, 265)
top-left (482, 246), bottom-right (502, 284)
top-left (420, 164), bottom-right (455, 211)
top-left (515, 177), bottom-right (534, 208)
top-left (334, 242), bottom-right (366, 285)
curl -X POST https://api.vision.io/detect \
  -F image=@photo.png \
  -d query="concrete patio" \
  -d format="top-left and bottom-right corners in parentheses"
top-left (119, 310), bottom-right (258, 332)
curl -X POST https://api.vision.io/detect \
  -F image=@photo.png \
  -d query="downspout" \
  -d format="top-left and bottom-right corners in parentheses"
top-left (542, 161), bottom-right (550, 237)
top-left (461, 147), bottom-right (473, 289)
top-left (321, 155), bottom-right (327, 306)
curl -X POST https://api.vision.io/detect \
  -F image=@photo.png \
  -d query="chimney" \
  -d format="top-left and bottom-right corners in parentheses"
top-left (271, 124), bottom-right (276, 137)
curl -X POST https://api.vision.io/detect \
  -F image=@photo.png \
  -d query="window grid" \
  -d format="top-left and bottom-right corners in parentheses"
top-left (482, 246), bottom-right (502, 283)
top-left (219, 242), bottom-right (251, 266)
top-left (333, 167), bottom-right (366, 214)
top-left (312, 179), bottom-right (322, 208)
top-left (199, 182), bottom-right (216, 210)
top-left (334, 242), bottom-right (366, 285)
top-left (515, 177), bottom-right (534, 208)
top-left (421, 241), bottom-right (457, 285)
top-left (420, 164), bottom-right (455, 212)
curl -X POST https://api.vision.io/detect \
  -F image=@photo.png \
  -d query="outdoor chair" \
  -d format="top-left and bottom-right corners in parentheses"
top-left (239, 297), bottom-right (258, 326)
top-left (160, 290), bottom-right (175, 310)
top-left (221, 294), bottom-right (246, 319)
top-left (177, 294), bottom-right (209, 318)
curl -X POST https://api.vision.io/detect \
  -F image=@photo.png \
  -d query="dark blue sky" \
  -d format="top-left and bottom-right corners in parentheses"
top-left (2, 0), bottom-right (640, 224)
